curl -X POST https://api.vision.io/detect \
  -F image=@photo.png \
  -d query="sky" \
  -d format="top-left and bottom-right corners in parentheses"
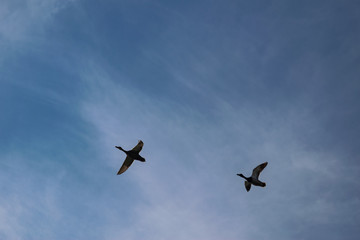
top-left (1, 0), bottom-right (360, 239)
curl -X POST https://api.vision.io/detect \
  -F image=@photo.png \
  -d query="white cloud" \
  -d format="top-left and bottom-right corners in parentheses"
top-left (1, 1), bottom-right (359, 239)
top-left (0, 153), bottom-right (67, 239)
top-left (78, 58), bottom-right (360, 239)
top-left (0, 0), bottom-right (72, 42)
top-left (0, 0), bottom-right (75, 65)
top-left (79, 64), bottom-right (253, 239)
top-left (0, 203), bottom-right (22, 240)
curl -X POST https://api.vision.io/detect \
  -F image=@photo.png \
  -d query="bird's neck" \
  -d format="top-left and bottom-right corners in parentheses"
top-left (117, 146), bottom-right (127, 153)
top-left (238, 174), bottom-right (248, 180)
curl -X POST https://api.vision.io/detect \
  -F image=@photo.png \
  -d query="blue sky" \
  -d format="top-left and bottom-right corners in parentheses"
top-left (1, 0), bottom-right (360, 239)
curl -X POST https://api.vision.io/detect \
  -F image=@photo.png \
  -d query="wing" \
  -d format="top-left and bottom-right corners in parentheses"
top-left (131, 140), bottom-right (143, 153)
top-left (251, 162), bottom-right (268, 179)
top-left (117, 156), bottom-right (134, 175)
top-left (245, 181), bottom-right (251, 192)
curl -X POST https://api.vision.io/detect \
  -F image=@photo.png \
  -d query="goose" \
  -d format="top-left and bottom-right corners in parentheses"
top-left (115, 140), bottom-right (145, 175)
top-left (237, 162), bottom-right (268, 192)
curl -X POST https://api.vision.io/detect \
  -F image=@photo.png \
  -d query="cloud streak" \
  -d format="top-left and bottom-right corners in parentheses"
top-left (79, 56), bottom-right (360, 239)
top-left (1, 1), bottom-right (360, 239)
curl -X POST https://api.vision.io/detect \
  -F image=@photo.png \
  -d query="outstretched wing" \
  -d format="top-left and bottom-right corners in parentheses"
top-left (245, 181), bottom-right (251, 192)
top-left (117, 156), bottom-right (134, 175)
top-left (251, 162), bottom-right (268, 179)
top-left (131, 140), bottom-right (143, 153)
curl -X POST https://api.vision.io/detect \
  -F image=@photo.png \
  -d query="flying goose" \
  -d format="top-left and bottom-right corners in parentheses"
top-left (115, 140), bottom-right (145, 175)
top-left (237, 162), bottom-right (268, 192)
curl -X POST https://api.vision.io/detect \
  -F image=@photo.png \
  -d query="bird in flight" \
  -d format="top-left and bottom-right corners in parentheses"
top-left (237, 162), bottom-right (268, 192)
top-left (115, 140), bottom-right (145, 175)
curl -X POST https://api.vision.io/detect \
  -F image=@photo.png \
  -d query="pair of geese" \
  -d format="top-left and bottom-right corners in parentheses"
top-left (115, 140), bottom-right (268, 192)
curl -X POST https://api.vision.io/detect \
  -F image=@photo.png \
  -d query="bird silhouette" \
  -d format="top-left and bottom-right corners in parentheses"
top-left (237, 162), bottom-right (268, 192)
top-left (115, 140), bottom-right (145, 175)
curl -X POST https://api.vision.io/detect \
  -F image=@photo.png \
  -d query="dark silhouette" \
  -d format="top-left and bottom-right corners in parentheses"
top-left (237, 162), bottom-right (268, 192)
top-left (115, 140), bottom-right (145, 175)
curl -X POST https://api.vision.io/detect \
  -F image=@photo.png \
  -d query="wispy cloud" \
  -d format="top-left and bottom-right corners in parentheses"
top-left (0, 0), bottom-right (75, 66)
top-left (0, 152), bottom-right (67, 239)
top-left (78, 49), bottom-right (360, 238)
top-left (0, 0), bottom-right (72, 42)
top-left (1, 1), bottom-right (360, 239)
